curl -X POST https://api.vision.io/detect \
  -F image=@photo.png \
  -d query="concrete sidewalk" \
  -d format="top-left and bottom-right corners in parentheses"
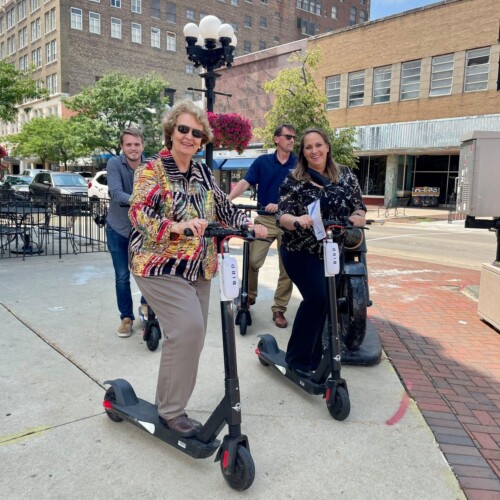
top-left (0, 249), bottom-right (465, 499)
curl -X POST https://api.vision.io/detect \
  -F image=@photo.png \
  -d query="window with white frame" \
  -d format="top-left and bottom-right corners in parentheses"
top-left (19, 54), bottom-right (28, 70)
top-left (326, 75), bottom-right (341, 110)
top-left (166, 2), bottom-right (176, 23)
top-left (111, 0), bottom-right (121, 8)
top-left (111, 17), bottom-right (122, 38)
top-left (18, 0), bottom-right (27, 21)
top-left (70, 8), bottom-right (82, 30)
top-left (231, 0), bottom-right (238, 5)
top-left (400, 59), bottom-right (421, 100)
top-left (296, 0), bottom-right (321, 15)
top-left (7, 35), bottom-right (16, 55)
top-left (131, 22), bottom-right (141, 43)
top-left (186, 8), bottom-right (195, 20)
top-left (45, 39), bottom-right (56, 63)
top-left (166, 31), bottom-right (176, 51)
top-left (348, 70), bottom-right (364, 107)
top-left (31, 47), bottom-right (41, 67)
top-left (331, 6), bottom-right (337, 19)
top-left (46, 73), bottom-right (57, 94)
top-left (0, 16), bottom-right (4, 36)
top-left (429, 53), bottom-right (454, 96)
top-left (31, 17), bottom-right (41, 39)
top-left (186, 63), bottom-right (194, 75)
top-left (6, 7), bottom-right (15, 30)
top-left (18, 27), bottom-right (28, 49)
top-left (464, 47), bottom-right (490, 92)
top-left (45, 8), bottom-right (56, 33)
top-left (30, 0), bottom-right (40, 13)
top-left (89, 12), bottom-right (101, 34)
top-left (131, 0), bottom-right (141, 14)
top-left (373, 65), bottom-right (391, 104)
top-left (0, 42), bottom-right (4, 59)
top-left (151, 27), bottom-right (160, 48)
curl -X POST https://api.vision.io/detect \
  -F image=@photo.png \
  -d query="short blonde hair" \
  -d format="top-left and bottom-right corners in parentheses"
top-left (162, 100), bottom-right (213, 149)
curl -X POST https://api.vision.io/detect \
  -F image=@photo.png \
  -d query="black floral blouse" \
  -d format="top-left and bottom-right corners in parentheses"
top-left (276, 166), bottom-right (366, 257)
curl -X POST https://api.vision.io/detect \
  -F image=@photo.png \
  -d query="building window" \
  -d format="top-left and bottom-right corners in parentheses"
top-left (166, 31), bottom-right (176, 51)
top-left (400, 60), bottom-right (421, 100)
top-left (348, 70), bottom-right (364, 107)
top-left (231, 0), bottom-right (239, 5)
top-left (18, 27), bottom-right (28, 49)
top-left (0, 16), bottom-right (4, 36)
top-left (244, 15), bottom-right (251, 28)
top-left (243, 40), bottom-right (251, 53)
top-left (6, 8), bottom-right (15, 30)
top-left (45, 8), bottom-right (56, 33)
top-left (296, 0), bottom-right (321, 15)
top-left (298, 18), bottom-right (318, 35)
top-left (131, 22), bottom-right (141, 43)
top-left (131, 0), bottom-right (141, 14)
top-left (372, 65), bottom-right (391, 104)
top-left (18, 0), bottom-right (27, 21)
top-left (31, 17), bottom-right (41, 40)
top-left (349, 6), bottom-right (356, 26)
top-left (231, 22), bottom-right (238, 33)
top-left (151, 0), bottom-right (160, 18)
top-left (19, 54), bottom-right (29, 70)
top-left (260, 16), bottom-right (267, 28)
top-left (31, 47), bottom-right (41, 68)
top-left (259, 40), bottom-right (266, 50)
top-left (186, 63), bottom-right (194, 75)
top-left (186, 9), bottom-right (195, 20)
top-left (111, 17), bottom-right (122, 39)
top-left (151, 27), bottom-right (160, 48)
top-left (7, 35), bottom-right (16, 55)
top-left (359, 10), bottom-right (366, 23)
top-left (166, 3), bottom-right (176, 23)
top-left (464, 47), bottom-right (490, 92)
top-left (326, 75), bottom-right (341, 110)
top-left (70, 8), bottom-right (82, 30)
top-left (111, 0), bottom-right (121, 8)
top-left (30, 0), bottom-right (40, 13)
top-left (331, 6), bottom-right (337, 19)
top-left (45, 39), bottom-right (56, 63)
top-left (89, 12), bottom-right (101, 34)
top-left (429, 53), bottom-right (454, 97)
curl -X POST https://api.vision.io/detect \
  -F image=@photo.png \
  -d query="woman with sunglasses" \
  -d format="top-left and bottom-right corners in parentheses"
top-left (128, 100), bottom-right (267, 437)
top-left (276, 127), bottom-right (366, 379)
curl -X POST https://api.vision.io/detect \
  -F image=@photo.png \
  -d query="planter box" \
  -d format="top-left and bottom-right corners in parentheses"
top-left (478, 263), bottom-right (500, 331)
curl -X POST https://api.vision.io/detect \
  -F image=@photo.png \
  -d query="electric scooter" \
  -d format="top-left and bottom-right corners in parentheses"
top-left (103, 223), bottom-right (259, 491)
top-left (233, 204), bottom-right (258, 336)
top-left (256, 220), bottom-right (362, 421)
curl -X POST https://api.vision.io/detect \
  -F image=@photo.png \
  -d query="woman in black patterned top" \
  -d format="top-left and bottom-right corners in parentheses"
top-left (276, 128), bottom-right (367, 378)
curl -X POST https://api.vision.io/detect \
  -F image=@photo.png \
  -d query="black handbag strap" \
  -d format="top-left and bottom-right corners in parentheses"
top-left (308, 168), bottom-right (332, 188)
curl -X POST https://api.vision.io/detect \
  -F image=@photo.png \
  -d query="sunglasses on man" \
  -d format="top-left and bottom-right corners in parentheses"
top-left (279, 134), bottom-right (296, 141)
top-left (176, 124), bottom-right (205, 139)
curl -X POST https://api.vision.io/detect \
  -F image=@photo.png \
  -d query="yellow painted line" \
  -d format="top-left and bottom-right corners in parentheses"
top-left (0, 426), bottom-right (49, 446)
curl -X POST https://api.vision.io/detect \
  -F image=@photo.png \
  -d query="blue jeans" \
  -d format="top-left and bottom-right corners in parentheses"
top-left (106, 225), bottom-right (144, 320)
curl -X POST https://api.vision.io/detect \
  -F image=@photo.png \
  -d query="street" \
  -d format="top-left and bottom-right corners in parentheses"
top-left (366, 220), bottom-right (497, 270)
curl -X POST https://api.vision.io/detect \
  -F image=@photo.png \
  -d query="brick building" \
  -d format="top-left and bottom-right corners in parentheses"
top-left (216, 0), bottom-right (500, 205)
top-left (0, 0), bottom-right (368, 171)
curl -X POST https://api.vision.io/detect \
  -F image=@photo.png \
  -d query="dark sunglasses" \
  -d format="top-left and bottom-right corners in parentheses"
top-left (176, 124), bottom-right (205, 139)
top-left (279, 134), bottom-right (296, 141)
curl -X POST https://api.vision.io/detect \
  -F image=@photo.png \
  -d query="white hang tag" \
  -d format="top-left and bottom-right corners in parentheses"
top-left (307, 200), bottom-right (326, 241)
top-left (324, 240), bottom-right (340, 276)
top-left (218, 254), bottom-right (240, 301)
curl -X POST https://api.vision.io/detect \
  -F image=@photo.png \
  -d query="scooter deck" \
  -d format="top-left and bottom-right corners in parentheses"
top-left (105, 394), bottom-right (219, 459)
top-left (341, 321), bottom-right (382, 366)
top-left (258, 347), bottom-right (326, 395)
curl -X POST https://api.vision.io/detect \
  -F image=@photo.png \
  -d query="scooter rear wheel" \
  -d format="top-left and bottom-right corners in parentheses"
top-left (146, 323), bottom-right (161, 351)
top-left (239, 312), bottom-right (248, 336)
top-left (327, 385), bottom-right (350, 421)
top-left (220, 445), bottom-right (255, 491)
top-left (104, 387), bottom-right (123, 422)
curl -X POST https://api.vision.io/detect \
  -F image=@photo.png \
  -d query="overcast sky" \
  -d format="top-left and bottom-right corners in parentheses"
top-left (370, 0), bottom-right (440, 20)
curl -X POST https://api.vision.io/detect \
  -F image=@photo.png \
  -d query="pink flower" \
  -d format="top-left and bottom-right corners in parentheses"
top-left (0, 145), bottom-right (7, 159)
top-left (207, 112), bottom-right (252, 154)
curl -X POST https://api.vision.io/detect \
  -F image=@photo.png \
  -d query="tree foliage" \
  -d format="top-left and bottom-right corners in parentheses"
top-left (63, 72), bottom-right (169, 155)
top-left (255, 49), bottom-right (358, 168)
top-left (0, 60), bottom-right (49, 122)
top-left (7, 116), bottom-right (88, 168)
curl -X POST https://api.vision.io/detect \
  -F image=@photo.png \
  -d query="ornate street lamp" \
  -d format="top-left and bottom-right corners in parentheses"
top-left (183, 15), bottom-right (237, 169)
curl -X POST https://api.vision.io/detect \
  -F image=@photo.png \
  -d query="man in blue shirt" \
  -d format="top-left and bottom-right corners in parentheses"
top-left (106, 128), bottom-right (146, 337)
top-left (228, 124), bottom-right (297, 328)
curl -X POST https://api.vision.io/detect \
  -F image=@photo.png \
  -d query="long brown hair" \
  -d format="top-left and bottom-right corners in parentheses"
top-left (293, 127), bottom-right (341, 184)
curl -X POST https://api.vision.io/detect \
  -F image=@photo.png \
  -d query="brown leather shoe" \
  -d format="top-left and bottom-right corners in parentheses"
top-left (272, 311), bottom-right (288, 328)
top-left (159, 414), bottom-right (202, 438)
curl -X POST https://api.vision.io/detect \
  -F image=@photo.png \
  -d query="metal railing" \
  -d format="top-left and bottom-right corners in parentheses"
top-left (0, 192), bottom-right (108, 259)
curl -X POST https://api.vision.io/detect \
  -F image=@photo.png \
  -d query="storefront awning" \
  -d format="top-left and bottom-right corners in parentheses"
top-left (213, 157), bottom-right (256, 170)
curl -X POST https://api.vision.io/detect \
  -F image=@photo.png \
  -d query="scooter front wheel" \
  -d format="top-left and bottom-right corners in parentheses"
top-left (146, 323), bottom-right (161, 351)
top-left (327, 385), bottom-right (350, 421)
top-left (239, 312), bottom-right (248, 336)
top-left (220, 445), bottom-right (255, 491)
top-left (104, 387), bottom-right (123, 422)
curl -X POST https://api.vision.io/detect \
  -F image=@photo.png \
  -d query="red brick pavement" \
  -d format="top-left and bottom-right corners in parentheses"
top-left (368, 255), bottom-right (500, 500)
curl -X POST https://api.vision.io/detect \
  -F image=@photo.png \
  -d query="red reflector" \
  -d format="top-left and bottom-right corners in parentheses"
top-left (255, 348), bottom-right (260, 355)
top-left (103, 400), bottom-right (113, 409)
top-left (325, 388), bottom-right (331, 400)
top-left (222, 450), bottom-right (229, 469)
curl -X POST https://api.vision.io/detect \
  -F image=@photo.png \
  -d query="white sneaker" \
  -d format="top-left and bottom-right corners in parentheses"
top-left (117, 318), bottom-right (133, 337)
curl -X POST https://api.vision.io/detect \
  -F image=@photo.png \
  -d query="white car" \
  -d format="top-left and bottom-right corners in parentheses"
top-left (88, 171), bottom-right (109, 200)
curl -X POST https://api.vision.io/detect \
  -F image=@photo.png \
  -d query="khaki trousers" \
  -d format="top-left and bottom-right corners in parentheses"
top-left (250, 214), bottom-right (293, 313)
top-left (135, 274), bottom-right (211, 419)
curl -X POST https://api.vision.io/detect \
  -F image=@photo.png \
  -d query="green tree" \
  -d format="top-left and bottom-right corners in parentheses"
top-left (255, 49), bottom-right (358, 168)
top-left (0, 60), bottom-right (49, 122)
top-left (7, 116), bottom-right (89, 169)
top-left (64, 72), bottom-right (169, 155)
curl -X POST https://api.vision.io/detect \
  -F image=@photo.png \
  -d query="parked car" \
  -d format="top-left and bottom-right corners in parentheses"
top-left (22, 168), bottom-right (51, 178)
top-left (29, 171), bottom-right (89, 214)
top-left (0, 175), bottom-right (32, 200)
top-left (77, 171), bottom-right (94, 186)
top-left (88, 171), bottom-right (109, 200)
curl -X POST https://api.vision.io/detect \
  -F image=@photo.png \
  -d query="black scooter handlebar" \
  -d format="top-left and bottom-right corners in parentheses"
top-left (183, 222), bottom-right (255, 239)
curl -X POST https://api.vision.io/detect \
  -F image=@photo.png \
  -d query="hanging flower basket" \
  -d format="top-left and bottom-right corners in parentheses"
top-left (0, 145), bottom-right (8, 171)
top-left (207, 112), bottom-right (252, 155)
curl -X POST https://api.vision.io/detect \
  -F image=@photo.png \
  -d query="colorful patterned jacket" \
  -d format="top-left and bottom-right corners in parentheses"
top-left (129, 148), bottom-right (248, 281)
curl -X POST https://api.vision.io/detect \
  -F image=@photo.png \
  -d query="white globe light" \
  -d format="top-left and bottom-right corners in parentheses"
top-left (195, 34), bottom-right (204, 46)
top-left (230, 35), bottom-right (237, 47)
top-left (183, 23), bottom-right (199, 38)
top-left (199, 15), bottom-right (221, 40)
top-left (218, 23), bottom-right (234, 39)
